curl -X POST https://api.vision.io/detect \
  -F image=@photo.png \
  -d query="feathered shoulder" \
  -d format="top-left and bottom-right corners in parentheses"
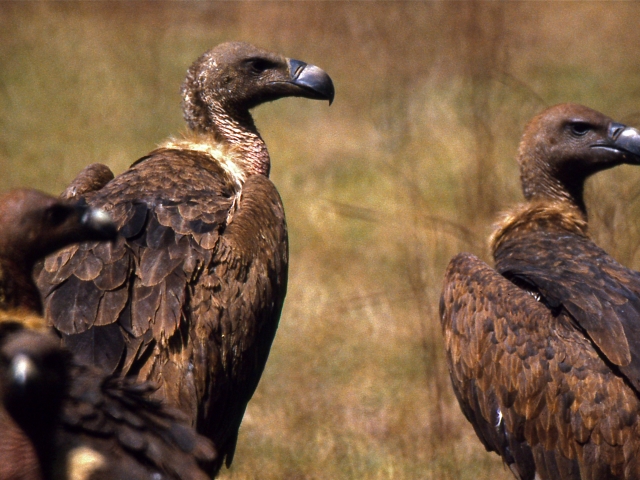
top-left (490, 201), bottom-right (589, 253)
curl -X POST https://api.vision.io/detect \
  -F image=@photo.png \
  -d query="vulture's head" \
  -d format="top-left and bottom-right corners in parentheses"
top-left (518, 103), bottom-right (640, 213)
top-left (0, 321), bottom-right (69, 462)
top-left (0, 189), bottom-right (117, 268)
top-left (0, 322), bottom-right (69, 419)
top-left (181, 41), bottom-right (335, 132)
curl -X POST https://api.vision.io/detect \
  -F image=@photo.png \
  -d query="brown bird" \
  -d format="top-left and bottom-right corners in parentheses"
top-left (0, 188), bottom-right (115, 480)
top-left (1, 323), bottom-right (216, 480)
top-left (441, 104), bottom-right (640, 479)
top-left (0, 189), bottom-right (214, 480)
top-left (37, 41), bottom-right (335, 475)
top-left (0, 189), bottom-right (116, 319)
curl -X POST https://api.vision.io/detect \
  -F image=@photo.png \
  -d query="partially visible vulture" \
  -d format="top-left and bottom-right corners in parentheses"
top-left (1, 321), bottom-right (216, 480)
top-left (440, 104), bottom-right (640, 479)
top-left (0, 188), bottom-right (214, 480)
top-left (37, 41), bottom-right (335, 475)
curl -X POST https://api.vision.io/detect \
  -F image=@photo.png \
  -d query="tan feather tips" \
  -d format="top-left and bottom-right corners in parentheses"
top-left (0, 311), bottom-right (48, 332)
top-left (490, 201), bottom-right (589, 254)
top-left (160, 133), bottom-right (246, 186)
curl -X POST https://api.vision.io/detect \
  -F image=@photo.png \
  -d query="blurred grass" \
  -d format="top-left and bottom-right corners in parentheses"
top-left (4, 2), bottom-right (640, 479)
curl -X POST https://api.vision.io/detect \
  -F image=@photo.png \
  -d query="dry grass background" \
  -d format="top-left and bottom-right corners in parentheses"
top-left (4, 2), bottom-right (640, 479)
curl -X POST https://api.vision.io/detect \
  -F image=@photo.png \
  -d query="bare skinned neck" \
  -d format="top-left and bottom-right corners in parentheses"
top-left (202, 101), bottom-right (271, 177)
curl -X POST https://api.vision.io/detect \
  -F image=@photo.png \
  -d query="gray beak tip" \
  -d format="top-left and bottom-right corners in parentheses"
top-left (289, 60), bottom-right (335, 104)
top-left (81, 207), bottom-right (118, 240)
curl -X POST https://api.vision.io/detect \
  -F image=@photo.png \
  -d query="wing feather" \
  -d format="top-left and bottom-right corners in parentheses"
top-left (442, 252), bottom-right (640, 478)
top-left (495, 230), bottom-right (640, 389)
top-left (48, 276), bottom-right (102, 334)
top-left (47, 247), bottom-right (89, 284)
top-left (130, 281), bottom-right (162, 337)
top-left (38, 150), bottom-right (288, 474)
top-left (92, 235), bottom-right (128, 265)
top-left (140, 247), bottom-right (183, 287)
top-left (73, 254), bottom-right (103, 281)
top-left (154, 270), bottom-right (186, 340)
top-left (62, 323), bottom-right (125, 372)
top-left (43, 244), bottom-right (79, 273)
top-left (95, 287), bottom-right (129, 327)
top-left (60, 162), bottom-right (114, 200)
top-left (93, 257), bottom-right (130, 291)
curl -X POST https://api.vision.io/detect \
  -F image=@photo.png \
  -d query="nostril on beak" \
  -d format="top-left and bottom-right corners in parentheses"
top-left (609, 122), bottom-right (626, 140)
top-left (288, 59), bottom-right (307, 80)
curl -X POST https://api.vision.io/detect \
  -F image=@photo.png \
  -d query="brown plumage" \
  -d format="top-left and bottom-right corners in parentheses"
top-left (0, 189), bottom-right (116, 317)
top-left (37, 41), bottom-right (334, 475)
top-left (0, 189), bottom-right (214, 480)
top-left (0, 188), bottom-right (114, 480)
top-left (61, 163), bottom-right (115, 202)
top-left (1, 323), bottom-right (216, 480)
top-left (441, 104), bottom-right (640, 479)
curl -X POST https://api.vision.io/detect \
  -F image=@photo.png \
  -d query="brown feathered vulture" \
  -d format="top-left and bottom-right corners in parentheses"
top-left (0, 189), bottom-right (214, 480)
top-left (1, 323), bottom-right (216, 480)
top-left (36, 41), bottom-right (335, 475)
top-left (441, 104), bottom-right (640, 479)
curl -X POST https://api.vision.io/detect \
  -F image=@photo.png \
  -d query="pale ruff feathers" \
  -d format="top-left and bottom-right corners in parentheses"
top-left (67, 446), bottom-right (107, 480)
top-left (160, 137), bottom-right (245, 224)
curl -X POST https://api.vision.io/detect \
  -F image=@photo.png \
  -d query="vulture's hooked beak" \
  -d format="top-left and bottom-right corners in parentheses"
top-left (287, 59), bottom-right (335, 105)
top-left (77, 203), bottom-right (118, 241)
top-left (594, 122), bottom-right (640, 164)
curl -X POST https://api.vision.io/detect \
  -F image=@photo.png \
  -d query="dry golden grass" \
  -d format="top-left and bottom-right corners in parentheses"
top-left (4, 2), bottom-right (640, 479)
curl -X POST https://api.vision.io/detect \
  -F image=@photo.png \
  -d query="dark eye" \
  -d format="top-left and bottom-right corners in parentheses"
top-left (569, 122), bottom-right (591, 136)
top-left (245, 58), bottom-right (275, 75)
top-left (44, 205), bottom-right (70, 227)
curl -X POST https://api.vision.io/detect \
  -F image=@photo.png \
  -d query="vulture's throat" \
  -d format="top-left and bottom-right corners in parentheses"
top-left (206, 101), bottom-right (270, 178)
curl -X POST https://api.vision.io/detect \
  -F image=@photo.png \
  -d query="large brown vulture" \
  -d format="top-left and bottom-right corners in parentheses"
top-left (440, 104), bottom-right (640, 479)
top-left (37, 41), bottom-right (335, 475)
top-left (0, 189), bottom-right (214, 480)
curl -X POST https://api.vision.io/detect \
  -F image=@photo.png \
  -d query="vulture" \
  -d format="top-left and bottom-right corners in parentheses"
top-left (37, 41), bottom-right (335, 475)
top-left (440, 104), bottom-right (640, 479)
top-left (0, 188), bottom-right (214, 480)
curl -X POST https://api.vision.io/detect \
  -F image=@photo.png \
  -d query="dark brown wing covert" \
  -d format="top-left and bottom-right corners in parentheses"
top-left (39, 148), bottom-right (236, 373)
top-left (495, 229), bottom-right (640, 393)
top-left (37, 148), bottom-right (288, 471)
top-left (60, 163), bottom-right (115, 201)
top-left (441, 253), bottom-right (640, 479)
top-left (60, 364), bottom-right (216, 480)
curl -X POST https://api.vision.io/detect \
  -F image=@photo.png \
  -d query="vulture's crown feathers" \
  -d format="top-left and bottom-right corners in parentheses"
top-left (517, 103), bottom-right (640, 216)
